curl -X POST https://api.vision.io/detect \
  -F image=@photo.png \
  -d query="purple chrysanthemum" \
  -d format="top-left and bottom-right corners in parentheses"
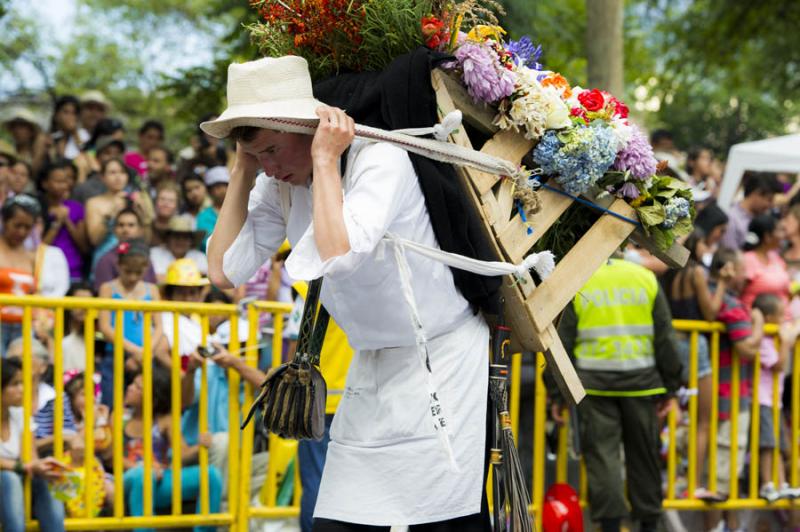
top-left (613, 126), bottom-right (657, 180)
top-left (455, 41), bottom-right (516, 104)
top-left (507, 36), bottom-right (543, 70)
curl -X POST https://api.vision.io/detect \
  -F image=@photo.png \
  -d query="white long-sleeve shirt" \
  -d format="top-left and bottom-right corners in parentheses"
top-left (220, 140), bottom-right (474, 349)
top-left (216, 140), bottom-right (487, 524)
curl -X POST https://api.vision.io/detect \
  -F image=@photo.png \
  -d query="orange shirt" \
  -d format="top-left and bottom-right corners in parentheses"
top-left (0, 268), bottom-right (35, 323)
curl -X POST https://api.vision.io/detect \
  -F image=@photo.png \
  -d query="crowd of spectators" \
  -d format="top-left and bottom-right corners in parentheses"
top-left (618, 130), bottom-right (800, 530)
top-left (0, 92), bottom-right (295, 528)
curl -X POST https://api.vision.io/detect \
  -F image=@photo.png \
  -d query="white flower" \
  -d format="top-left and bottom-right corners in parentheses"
top-left (609, 117), bottom-right (634, 151)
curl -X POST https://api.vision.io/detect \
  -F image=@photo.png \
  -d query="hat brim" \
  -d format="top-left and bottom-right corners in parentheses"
top-left (164, 278), bottom-right (210, 287)
top-left (199, 98), bottom-right (325, 139)
top-left (4, 118), bottom-right (40, 132)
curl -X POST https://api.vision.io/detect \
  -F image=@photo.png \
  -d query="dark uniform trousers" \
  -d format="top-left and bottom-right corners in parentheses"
top-left (578, 394), bottom-right (663, 522)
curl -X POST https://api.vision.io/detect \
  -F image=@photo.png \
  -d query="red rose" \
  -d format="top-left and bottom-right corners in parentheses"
top-left (578, 89), bottom-right (605, 112)
top-left (421, 16), bottom-right (444, 38)
top-left (117, 242), bottom-right (130, 255)
top-left (426, 34), bottom-right (443, 49)
top-left (611, 97), bottom-right (629, 118)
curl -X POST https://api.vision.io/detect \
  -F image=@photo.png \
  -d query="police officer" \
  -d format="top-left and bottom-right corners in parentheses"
top-left (551, 257), bottom-right (682, 532)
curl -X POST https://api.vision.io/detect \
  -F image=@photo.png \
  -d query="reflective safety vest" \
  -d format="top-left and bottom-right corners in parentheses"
top-left (573, 259), bottom-right (659, 374)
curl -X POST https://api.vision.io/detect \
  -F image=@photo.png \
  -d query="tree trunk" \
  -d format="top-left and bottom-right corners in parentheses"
top-left (586, 0), bottom-right (624, 96)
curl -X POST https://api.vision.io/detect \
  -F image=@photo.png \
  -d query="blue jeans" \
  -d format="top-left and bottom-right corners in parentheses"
top-left (123, 464), bottom-right (222, 532)
top-left (0, 471), bottom-right (65, 532)
top-left (298, 414), bottom-right (333, 532)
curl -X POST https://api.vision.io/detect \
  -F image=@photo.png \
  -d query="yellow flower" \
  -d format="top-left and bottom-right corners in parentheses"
top-left (466, 25), bottom-right (506, 42)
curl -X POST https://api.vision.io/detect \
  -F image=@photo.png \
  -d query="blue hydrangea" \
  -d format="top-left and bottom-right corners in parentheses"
top-left (532, 126), bottom-right (618, 196)
top-left (662, 197), bottom-right (691, 229)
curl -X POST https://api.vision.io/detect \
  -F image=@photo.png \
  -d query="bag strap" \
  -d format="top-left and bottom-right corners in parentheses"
top-left (309, 306), bottom-right (330, 366)
top-left (294, 278), bottom-right (323, 360)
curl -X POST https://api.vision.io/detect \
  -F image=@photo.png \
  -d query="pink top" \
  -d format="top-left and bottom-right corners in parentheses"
top-left (742, 250), bottom-right (791, 318)
top-left (124, 151), bottom-right (147, 177)
top-left (758, 336), bottom-right (784, 407)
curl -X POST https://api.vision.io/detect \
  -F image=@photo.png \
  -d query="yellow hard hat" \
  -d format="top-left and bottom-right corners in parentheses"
top-left (164, 258), bottom-right (210, 287)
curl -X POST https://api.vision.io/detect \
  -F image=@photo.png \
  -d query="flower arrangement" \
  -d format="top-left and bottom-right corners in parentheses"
top-left (247, 0), bottom-right (694, 250)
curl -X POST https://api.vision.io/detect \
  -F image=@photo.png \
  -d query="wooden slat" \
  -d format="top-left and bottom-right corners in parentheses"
top-left (527, 199), bottom-right (638, 332)
top-left (540, 326), bottom-right (586, 405)
top-left (525, 186), bottom-right (574, 244)
top-left (480, 189), bottom-right (503, 227)
top-left (434, 68), bottom-right (586, 403)
top-left (629, 229), bottom-right (690, 269)
top-left (467, 129), bottom-right (535, 196)
top-left (433, 69), bottom-right (499, 137)
top-left (497, 215), bottom-right (538, 264)
top-left (589, 190), bottom-right (690, 268)
top-left (494, 178), bottom-right (515, 230)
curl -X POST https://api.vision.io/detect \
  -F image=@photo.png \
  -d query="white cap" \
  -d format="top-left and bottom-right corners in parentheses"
top-left (204, 166), bottom-right (230, 187)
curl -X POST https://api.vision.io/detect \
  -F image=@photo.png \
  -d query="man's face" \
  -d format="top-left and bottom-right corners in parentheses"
top-left (167, 232), bottom-right (193, 258)
top-left (114, 213), bottom-right (141, 241)
top-left (81, 102), bottom-right (106, 132)
top-left (147, 149), bottom-right (169, 176)
top-left (139, 127), bottom-right (163, 153)
top-left (751, 191), bottom-right (775, 215)
top-left (239, 129), bottom-right (313, 187)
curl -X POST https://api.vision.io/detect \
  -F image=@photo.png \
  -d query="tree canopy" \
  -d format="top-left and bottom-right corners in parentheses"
top-left (1, 0), bottom-right (797, 155)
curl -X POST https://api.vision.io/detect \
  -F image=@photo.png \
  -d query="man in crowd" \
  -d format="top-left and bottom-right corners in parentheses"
top-left (721, 172), bottom-right (781, 250)
top-left (93, 207), bottom-right (157, 290)
top-left (553, 256), bottom-right (682, 532)
top-left (79, 91), bottom-right (111, 137)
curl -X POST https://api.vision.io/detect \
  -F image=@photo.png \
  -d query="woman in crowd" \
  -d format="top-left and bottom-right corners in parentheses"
top-left (124, 120), bottom-right (165, 177)
top-left (49, 95), bottom-right (89, 161)
top-left (39, 159), bottom-right (88, 281)
top-left (62, 282), bottom-right (94, 372)
top-left (0, 194), bottom-right (40, 354)
top-left (693, 202), bottom-right (729, 267)
top-left (0, 357), bottom-right (66, 532)
top-left (3, 108), bottom-right (48, 175)
top-left (741, 214), bottom-right (792, 315)
top-left (85, 158), bottom-right (153, 268)
top-left (661, 231), bottom-right (732, 502)
top-left (122, 365), bottom-right (221, 531)
top-left (97, 239), bottom-right (164, 409)
top-left (150, 181), bottom-right (181, 246)
top-left (180, 173), bottom-right (209, 227)
top-left (9, 160), bottom-right (34, 197)
top-left (686, 147), bottom-right (714, 194)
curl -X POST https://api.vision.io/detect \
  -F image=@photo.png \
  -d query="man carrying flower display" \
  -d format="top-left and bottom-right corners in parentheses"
top-left (205, 56), bottom-right (492, 529)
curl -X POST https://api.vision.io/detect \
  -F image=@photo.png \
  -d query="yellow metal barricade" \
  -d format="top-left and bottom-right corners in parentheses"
top-left (0, 294), bottom-right (292, 531)
top-left (9, 294), bottom-right (800, 529)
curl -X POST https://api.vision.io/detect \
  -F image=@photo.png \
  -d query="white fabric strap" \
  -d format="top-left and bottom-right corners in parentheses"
top-left (384, 233), bottom-right (555, 282)
top-left (392, 110), bottom-right (464, 142)
top-left (254, 117), bottom-right (527, 182)
top-left (391, 239), bottom-right (459, 472)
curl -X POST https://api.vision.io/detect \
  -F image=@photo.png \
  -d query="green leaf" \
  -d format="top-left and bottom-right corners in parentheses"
top-left (636, 203), bottom-right (666, 227)
top-left (649, 226), bottom-right (672, 251)
top-left (672, 217), bottom-right (694, 239)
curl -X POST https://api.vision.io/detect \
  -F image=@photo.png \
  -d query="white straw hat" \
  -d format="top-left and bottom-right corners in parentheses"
top-left (200, 56), bottom-right (325, 139)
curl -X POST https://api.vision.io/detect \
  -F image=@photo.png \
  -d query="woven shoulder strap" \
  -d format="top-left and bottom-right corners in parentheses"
top-left (294, 278), bottom-right (323, 360)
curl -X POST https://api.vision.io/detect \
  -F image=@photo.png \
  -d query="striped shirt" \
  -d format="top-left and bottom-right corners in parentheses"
top-left (713, 283), bottom-right (754, 421)
top-left (34, 383), bottom-right (77, 439)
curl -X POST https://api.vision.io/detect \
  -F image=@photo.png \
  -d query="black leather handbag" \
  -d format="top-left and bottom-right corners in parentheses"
top-left (242, 278), bottom-right (329, 440)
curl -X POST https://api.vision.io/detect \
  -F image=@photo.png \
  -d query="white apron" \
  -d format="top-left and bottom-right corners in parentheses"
top-left (314, 312), bottom-right (489, 525)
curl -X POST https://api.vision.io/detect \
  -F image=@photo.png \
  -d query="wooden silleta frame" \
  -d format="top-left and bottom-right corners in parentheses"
top-left (432, 69), bottom-right (689, 405)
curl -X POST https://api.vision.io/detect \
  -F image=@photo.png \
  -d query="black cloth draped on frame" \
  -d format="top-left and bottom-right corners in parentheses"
top-left (313, 47), bottom-right (502, 316)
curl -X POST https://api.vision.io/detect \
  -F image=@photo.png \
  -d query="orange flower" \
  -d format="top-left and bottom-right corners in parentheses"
top-left (541, 73), bottom-right (572, 98)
